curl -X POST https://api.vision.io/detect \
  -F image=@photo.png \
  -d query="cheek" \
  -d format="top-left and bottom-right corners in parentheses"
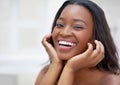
top-left (51, 29), bottom-right (59, 42)
top-left (76, 31), bottom-right (93, 48)
top-left (77, 32), bottom-right (93, 42)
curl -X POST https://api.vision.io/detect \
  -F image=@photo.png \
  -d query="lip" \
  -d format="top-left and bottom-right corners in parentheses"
top-left (57, 39), bottom-right (77, 52)
top-left (58, 45), bottom-right (74, 52)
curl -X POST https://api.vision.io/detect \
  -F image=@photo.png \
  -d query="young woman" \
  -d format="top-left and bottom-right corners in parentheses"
top-left (35, 0), bottom-right (120, 85)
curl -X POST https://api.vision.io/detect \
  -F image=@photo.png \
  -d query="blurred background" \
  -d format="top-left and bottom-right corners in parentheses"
top-left (0, 0), bottom-right (120, 85)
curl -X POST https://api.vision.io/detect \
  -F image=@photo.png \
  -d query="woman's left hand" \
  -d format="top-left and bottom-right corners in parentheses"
top-left (65, 40), bottom-right (105, 72)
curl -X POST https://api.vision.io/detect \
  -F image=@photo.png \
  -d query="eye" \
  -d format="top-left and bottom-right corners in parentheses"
top-left (56, 23), bottom-right (64, 28)
top-left (73, 25), bottom-right (84, 30)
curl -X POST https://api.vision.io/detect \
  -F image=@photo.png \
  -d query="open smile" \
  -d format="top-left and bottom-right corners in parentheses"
top-left (57, 40), bottom-right (77, 52)
top-left (58, 40), bottom-right (76, 47)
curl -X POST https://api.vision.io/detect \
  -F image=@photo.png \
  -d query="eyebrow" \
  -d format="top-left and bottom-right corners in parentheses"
top-left (57, 17), bottom-right (87, 25)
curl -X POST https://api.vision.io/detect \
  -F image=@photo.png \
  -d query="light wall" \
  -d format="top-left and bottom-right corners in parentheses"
top-left (0, 0), bottom-right (120, 85)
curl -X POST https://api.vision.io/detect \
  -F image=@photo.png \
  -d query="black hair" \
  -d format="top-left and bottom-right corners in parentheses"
top-left (51, 0), bottom-right (120, 74)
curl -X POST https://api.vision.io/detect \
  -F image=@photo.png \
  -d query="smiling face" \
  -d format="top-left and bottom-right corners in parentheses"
top-left (52, 5), bottom-right (94, 60)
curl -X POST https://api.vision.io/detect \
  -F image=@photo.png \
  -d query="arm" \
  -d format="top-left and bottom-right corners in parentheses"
top-left (35, 64), bottom-right (63, 85)
top-left (58, 65), bottom-right (74, 85)
top-left (58, 40), bottom-right (105, 85)
top-left (35, 34), bottom-right (63, 85)
top-left (57, 43), bottom-right (93, 85)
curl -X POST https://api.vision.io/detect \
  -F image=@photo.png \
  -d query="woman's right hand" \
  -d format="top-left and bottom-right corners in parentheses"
top-left (42, 34), bottom-right (63, 65)
top-left (37, 34), bottom-right (63, 85)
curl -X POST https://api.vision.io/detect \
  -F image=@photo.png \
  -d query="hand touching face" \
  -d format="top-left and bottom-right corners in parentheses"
top-left (42, 5), bottom-right (104, 72)
top-left (42, 34), bottom-right (62, 64)
top-left (65, 40), bottom-right (105, 72)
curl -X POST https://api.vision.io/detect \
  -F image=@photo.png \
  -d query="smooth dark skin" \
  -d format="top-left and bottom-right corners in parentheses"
top-left (35, 5), bottom-right (120, 85)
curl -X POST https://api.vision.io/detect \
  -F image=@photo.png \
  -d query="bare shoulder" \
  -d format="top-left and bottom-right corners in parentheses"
top-left (35, 64), bottom-right (50, 85)
top-left (114, 74), bottom-right (120, 85)
top-left (109, 74), bottom-right (120, 85)
top-left (39, 65), bottom-right (50, 75)
top-left (101, 73), bottom-right (120, 85)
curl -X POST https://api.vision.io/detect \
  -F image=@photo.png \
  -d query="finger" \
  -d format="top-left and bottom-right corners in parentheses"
top-left (99, 41), bottom-right (105, 57)
top-left (42, 34), bottom-right (56, 58)
top-left (42, 34), bottom-right (51, 47)
top-left (42, 34), bottom-right (54, 51)
top-left (89, 41), bottom-right (105, 66)
top-left (80, 43), bottom-right (94, 57)
top-left (71, 43), bottom-right (94, 63)
top-left (67, 43), bottom-right (94, 70)
top-left (90, 40), bottom-right (101, 59)
top-left (42, 34), bottom-right (62, 64)
top-left (93, 41), bottom-right (105, 64)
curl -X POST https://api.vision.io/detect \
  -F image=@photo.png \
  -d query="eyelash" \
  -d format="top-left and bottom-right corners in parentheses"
top-left (73, 25), bottom-right (84, 30)
top-left (55, 23), bottom-right (84, 30)
top-left (56, 23), bottom-right (64, 28)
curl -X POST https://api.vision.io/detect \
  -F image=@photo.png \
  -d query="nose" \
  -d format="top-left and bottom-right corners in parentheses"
top-left (59, 26), bottom-right (72, 37)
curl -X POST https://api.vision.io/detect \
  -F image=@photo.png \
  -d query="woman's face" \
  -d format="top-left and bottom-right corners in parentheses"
top-left (52, 5), bottom-right (94, 60)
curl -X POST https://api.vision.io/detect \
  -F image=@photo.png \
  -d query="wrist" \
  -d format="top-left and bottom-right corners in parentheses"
top-left (50, 62), bottom-right (63, 69)
top-left (64, 64), bottom-right (75, 74)
top-left (58, 65), bottom-right (75, 85)
top-left (51, 58), bottom-right (63, 65)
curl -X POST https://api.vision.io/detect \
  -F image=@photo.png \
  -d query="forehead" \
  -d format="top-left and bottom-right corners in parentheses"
top-left (59, 4), bottom-right (93, 22)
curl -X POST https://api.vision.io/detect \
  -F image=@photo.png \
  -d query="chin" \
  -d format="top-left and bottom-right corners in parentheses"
top-left (58, 53), bottom-right (74, 60)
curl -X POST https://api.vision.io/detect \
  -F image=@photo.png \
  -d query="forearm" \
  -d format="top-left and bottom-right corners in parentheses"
top-left (39, 63), bottom-right (63, 85)
top-left (58, 65), bottom-right (74, 85)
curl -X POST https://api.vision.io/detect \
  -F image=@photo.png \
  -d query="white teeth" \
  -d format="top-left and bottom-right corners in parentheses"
top-left (59, 41), bottom-right (76, 46)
